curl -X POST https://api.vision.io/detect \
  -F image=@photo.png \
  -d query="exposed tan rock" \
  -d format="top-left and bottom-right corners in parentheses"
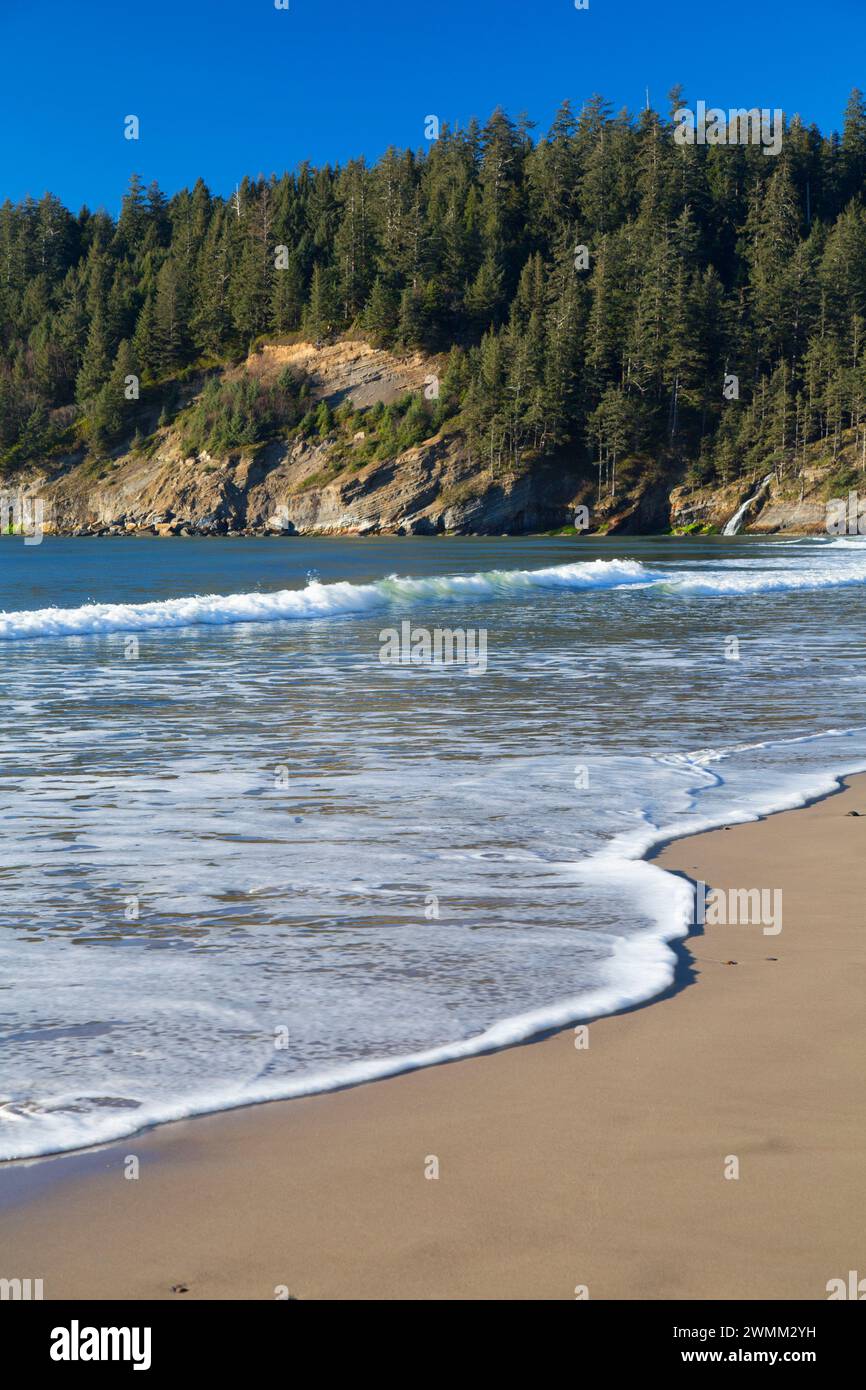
top-left (245, 339), bottom-right (434, 410)
top-left (15, 340), bottom-right (866, 539)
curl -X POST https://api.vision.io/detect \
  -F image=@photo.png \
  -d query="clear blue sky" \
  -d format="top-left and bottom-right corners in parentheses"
top-left (2, 0), bottom-right (865, 213)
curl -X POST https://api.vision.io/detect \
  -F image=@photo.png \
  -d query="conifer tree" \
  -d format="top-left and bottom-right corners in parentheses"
top-left (75, 303), bottom-right (111, 404)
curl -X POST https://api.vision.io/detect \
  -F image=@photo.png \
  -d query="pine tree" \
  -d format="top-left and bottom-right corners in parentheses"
top-left (270, 249), bottom-right (305, 333)
top-left (305, 264), bottom-right (337, 342)
top-left (364, 276), bottom-right (399, 345)
top-left (4, 93), bottom-right (866, 487)
top-left (76, 303), bottom-right (111, 404)
top-left (91, 339), bottom-right (135, 446)
top-left (841, 88), bottom-right (866, 204)
top-left (748, 164), bottom-right (803, 362)
top-left (153, 258), bottom-right (188, 374)
top-left (116, 173), bottom-right (148, 255)
top-left (132, 295), bottom-right (159, 380)
top-left (314, 398), bottom-right (333, 436)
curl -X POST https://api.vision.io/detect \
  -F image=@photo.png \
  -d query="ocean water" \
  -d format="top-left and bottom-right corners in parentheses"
top-left (1, 533), bottom-right (865, 1161)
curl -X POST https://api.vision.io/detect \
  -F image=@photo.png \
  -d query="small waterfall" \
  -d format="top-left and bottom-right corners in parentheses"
top-left (723, 473), bottom-right (774, 536)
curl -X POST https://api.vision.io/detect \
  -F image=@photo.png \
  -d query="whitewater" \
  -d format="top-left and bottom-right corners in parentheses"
top-left (1, 533), bottom-right (865, 1160)
top-left (2, 546), bottom-right (866, 641)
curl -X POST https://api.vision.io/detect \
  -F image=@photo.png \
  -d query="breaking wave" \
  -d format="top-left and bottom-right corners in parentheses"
top-left (2, 552), bottom-right (866, 641)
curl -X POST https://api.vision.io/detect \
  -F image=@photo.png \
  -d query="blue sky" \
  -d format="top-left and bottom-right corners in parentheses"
top-left (2, 0), bottom-right (865, 213)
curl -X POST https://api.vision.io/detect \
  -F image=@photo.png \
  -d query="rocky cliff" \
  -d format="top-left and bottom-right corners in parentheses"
top-left (7, 339), bottom-right (860, 539)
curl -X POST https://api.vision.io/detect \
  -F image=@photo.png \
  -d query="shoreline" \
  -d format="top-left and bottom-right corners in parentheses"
top-left (2, 773), bottom-right (865, 1298)
top-left (2, 527), bottom-right (831, 540)
top-left (1, 765), bottom-right (860, 1168)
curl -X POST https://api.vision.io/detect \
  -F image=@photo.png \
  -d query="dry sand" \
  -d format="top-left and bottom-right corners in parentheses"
top-left (2, 775), bottom-right (865, 1300)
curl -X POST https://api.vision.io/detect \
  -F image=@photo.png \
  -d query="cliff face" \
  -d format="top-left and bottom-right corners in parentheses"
top-left (29, 427), bottom-right (585, 539)
top-left (11, 339), bottom-right (858, 538)
top-left (17, 338), bottom-right (587, 538)
top-left (669, 453), bottom-right (861, 537)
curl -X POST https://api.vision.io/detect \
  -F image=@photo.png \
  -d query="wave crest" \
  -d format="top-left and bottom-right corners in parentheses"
top-left (2, 551), bottom-right (866, 641)
top-left (0, 559), bottom-right (651, 640)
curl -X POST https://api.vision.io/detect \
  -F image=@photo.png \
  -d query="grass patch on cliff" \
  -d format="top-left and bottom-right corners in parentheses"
top-left (175, 369), bottom-right (309, 456)
top-left (670, 520), bottom-right (717, 535)
top-left (292, 465), bottom-right (343, 493)
top-left (822, 462), bottom-right (866, 498)
top-left (288, 391), bottom-right (462, 494)
top-left (0, 415), bottom-right (78, 479)
top-left (171, 368), bottom-right (457, 471)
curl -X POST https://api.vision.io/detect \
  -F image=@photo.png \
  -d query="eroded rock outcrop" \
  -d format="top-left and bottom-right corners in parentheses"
top-left (11, 340), bottom-right (860, 539)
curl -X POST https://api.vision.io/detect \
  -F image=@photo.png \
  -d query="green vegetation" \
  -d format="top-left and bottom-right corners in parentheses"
top-left (4, 91), bottom-right (866, 490)
top-left (296, 390), bottom-right (446, 476)
top-left (671, 521), bottom-right (717, 535)
top-left (176, 368), bottom-right (305, 454)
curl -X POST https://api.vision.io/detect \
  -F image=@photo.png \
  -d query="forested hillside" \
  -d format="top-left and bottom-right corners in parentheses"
top-left (4, 89), bottom-right (866, 499)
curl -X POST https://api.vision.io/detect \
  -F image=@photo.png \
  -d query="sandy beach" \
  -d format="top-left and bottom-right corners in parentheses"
top-left (2, 774), bottom-right (864, 1301)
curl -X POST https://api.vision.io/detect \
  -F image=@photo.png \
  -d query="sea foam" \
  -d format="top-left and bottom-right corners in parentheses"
top-left (0, 559), bottom-right (651, 640)
top-left (2, 552), bottom-right (866, 641)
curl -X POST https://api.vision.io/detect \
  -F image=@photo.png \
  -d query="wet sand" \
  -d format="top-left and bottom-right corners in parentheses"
top-left (2, 775), bottom-right (864, 1300)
